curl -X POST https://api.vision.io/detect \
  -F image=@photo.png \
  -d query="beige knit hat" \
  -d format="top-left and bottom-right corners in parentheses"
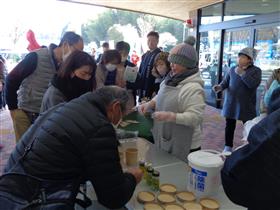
top-left (168, 43), bottom-right (198, 69)
top-left (238, 47), bottom-right (258, 61)
top-left (184, 36), bottom-right (196, 46)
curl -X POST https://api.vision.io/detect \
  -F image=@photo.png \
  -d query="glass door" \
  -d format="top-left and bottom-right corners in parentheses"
top-left (254, 24), bottom-right (280, 88)
top-left (223, 29), bottom-right (251, 72)
top-left (254, 24), bottom-right (280, 111)
top-left (218, 28), bottom-right (251, 107)
top-left (199, 30), bottom-right (221, 106)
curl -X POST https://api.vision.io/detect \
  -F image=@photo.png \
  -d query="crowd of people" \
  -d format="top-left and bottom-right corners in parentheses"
top-left (0, 30), bottom-right (279, 209)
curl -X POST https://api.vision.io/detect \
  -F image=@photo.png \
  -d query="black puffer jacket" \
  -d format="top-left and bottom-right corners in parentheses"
top-left (4, 92), bottom-right (136, 209)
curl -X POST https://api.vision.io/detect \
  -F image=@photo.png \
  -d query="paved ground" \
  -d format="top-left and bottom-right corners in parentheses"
top-left (0, 105), bottom-right (243, 174)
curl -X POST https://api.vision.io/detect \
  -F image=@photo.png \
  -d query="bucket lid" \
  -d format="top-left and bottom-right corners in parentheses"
top-left (188, 150), bottom-right (224, 167)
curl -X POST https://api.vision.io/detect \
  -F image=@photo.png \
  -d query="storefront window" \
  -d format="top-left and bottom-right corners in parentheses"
top-left (225, 0), bottom-right (280, 21)
top-left (254, 24), bottom-right (280, 101)
top-left (254, 25), bottom-right (280, 71)
top-left (201, 4), bottom-right (222, 25)
top-left (223, 29), bottom-right (250, 70)
top-left (199, 30), bottom-right (221, 106)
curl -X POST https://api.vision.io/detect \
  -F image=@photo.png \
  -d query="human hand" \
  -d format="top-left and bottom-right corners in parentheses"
top-left (127, 167), bottom-right (143, 184)
top-left (116, 79), bottom-right (126, 88)
top-left (152, 111), bottom-right (176, 122)
top-left (212, 85), bottom-right (222, 93)
top-left (137, 101), bottom-right (151, 114)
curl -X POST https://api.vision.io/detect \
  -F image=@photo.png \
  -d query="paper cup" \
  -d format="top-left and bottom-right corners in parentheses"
top-left (119, 151), bottom-right (124, 164)
top-left (125, 148), bottom-right (138, 166)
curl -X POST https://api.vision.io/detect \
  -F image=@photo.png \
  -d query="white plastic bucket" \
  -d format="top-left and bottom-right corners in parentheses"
top-left (187, 150), bottom-right (224, 198)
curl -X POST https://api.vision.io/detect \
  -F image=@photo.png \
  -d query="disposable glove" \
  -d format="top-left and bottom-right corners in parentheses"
top-left (152, 111), bottom-right (176, 122)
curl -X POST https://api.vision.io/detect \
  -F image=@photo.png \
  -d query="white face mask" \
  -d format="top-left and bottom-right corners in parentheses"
top-left (62, 45), bottom-right (72, 61)
top-left (121, 56), bottom-right (127, 62)
top-left (106, 63), bottom-right (117, 72)
top-left (112, 118), bottom-right (122, 130)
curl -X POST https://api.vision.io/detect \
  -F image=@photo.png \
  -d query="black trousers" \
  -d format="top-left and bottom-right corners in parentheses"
top-left (225, 118), bottom-right (246, 147)
top-left (190, 147), bottom-right (201, 153)
top-left (0, 90), bottom-right (5, 109)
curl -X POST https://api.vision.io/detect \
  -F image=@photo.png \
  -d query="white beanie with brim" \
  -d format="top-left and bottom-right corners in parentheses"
top-left (238, 47), bottom-right (258, 61)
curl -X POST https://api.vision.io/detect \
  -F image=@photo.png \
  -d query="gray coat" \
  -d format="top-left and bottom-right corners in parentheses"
top-left (220, 65), bottom-right (261, 121)
top-left (40, 84), bottom-right (66, 113)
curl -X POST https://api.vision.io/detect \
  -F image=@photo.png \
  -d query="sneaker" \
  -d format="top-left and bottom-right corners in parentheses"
top-left (222, 146), bottom-right (232, 156)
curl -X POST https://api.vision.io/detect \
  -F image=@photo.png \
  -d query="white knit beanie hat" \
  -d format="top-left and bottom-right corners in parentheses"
top-left (238, 47), bottom-right (258, 61)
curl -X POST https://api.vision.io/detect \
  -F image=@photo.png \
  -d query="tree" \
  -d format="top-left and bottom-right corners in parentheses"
top-left (82, 11), bottom-right (115, 46)
top-left (155, 19), bottom-right (184, 44)
top-left (81, 9), bottom-right (184, 50)
top-left (108, 25), bottom-right (124, 44)
top-left (158, 32), bottom-right (177, 51)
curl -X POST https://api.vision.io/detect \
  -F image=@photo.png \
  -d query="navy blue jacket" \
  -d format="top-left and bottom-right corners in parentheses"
top-left (138, 48), bottom-right (161, 99)
top-left (221, 108), bottom-right (280, 210)
top-left (220, 65), bottom-right (261, 121)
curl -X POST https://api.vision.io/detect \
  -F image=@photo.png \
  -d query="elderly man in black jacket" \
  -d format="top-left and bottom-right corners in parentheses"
top-left (3, 86), bottom-right (143, 209)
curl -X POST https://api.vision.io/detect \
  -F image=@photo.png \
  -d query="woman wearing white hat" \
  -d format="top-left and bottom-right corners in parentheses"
top-left (213, 47), bottom-right (262, 153)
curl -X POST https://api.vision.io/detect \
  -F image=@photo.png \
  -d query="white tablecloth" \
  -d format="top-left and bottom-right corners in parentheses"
top-left (83, 138), bottom-right (245, 210)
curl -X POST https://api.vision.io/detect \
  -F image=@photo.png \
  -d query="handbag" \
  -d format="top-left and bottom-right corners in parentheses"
top-left (0, 173), bottom-right (83, 210)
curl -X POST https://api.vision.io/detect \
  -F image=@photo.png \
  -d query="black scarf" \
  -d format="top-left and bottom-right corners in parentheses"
top-left (51, 74), bottom-right (93, 101)
top-left (165, 67), bottom-right (198, 87)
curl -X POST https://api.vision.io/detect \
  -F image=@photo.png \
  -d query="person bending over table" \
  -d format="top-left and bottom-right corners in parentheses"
top-left (2, 86), bottom-right (143, 209)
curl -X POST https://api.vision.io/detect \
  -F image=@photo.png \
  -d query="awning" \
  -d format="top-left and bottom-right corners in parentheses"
top-left (57, 0), bottom-right (223, 21)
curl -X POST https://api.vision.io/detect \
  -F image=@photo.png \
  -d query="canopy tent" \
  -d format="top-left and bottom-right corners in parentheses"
top-left (57, 0), bottom-right (223, 21)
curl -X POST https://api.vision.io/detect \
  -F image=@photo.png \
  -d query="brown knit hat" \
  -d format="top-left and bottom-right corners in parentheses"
top-left (152, 52), bottom-right (170, 78)
top-left (154, 52), bottom-right (170, 66)
top-left (168, 43), bottom-right (197, 69)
